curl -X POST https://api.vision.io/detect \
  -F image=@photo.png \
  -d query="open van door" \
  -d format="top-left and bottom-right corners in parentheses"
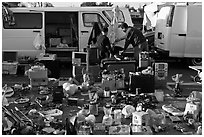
top-left (155, 6), bottom-right (173, 51)
top-left (2, 8), bottom-right (45, 59)
top-left (79, 11), bottom-right (109, 51)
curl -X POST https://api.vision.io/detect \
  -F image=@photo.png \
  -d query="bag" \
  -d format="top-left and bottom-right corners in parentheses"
top-left (33, 33), bottom-right (45, 50)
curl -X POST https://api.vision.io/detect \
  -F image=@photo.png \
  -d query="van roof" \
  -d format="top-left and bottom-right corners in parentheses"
top-left (9, 6), bottom-right (128, 12)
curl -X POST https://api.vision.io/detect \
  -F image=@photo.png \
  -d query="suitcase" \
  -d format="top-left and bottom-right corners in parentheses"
top-left (103, 60), bottom-right (136, 80)
top-left (129, 73), bottom-right (155, 94)
top-left (39, 60), bottom-right (60, 79)
top-left (72, 64), bottom-right (101, 83)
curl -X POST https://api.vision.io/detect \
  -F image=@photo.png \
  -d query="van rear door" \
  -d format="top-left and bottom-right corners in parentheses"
top-left (2, 9), bottom-right (44, 58)
top-left (154, 6), bottom-right (173, 51)
top-left (184, 5), bottom-right (202, 58)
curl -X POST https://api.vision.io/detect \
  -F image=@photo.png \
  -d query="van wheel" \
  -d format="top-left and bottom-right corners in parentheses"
top-left (189, 58), bottom-right (202, 66)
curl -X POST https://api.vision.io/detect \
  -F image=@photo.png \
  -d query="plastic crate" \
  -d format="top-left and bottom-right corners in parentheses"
top-left (2, 62), bottom-right (18, 74)
top-left (30, 78), bottom-right (48, 87)
top-left (27, 68), bottom-right (48, 79)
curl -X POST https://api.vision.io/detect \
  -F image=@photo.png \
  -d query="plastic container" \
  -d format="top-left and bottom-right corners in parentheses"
top-left (114, 109), bottom-right (122, 125)
top-left (154, 90), bottom-right (164, 102)
top-left (2, 62), bottom-right (18, 74)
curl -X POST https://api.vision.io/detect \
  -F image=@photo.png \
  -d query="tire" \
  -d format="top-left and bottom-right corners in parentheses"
top-left (188, 58), bottom-right (202, 66)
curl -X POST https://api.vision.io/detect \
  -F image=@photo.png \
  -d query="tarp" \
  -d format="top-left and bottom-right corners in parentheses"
top-left (142, 3), bottom-right (158, 31)
top-left (109, 6), bottom-right (125, 48)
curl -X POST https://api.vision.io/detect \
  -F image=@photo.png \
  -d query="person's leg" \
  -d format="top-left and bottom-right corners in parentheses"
top-left (141, 41), bottom-right (148, 52)
top-left (113, 46), bottom-right (123, 55)
top-left (134, 46), bottom-right (140, 61)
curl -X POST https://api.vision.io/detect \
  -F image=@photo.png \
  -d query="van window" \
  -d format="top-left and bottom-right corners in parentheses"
top-left (3, 13), bottom-right (42, 29)
top-left (102, 10), bottom-right (125, 23)
top-left (82, 13), bottom-right (108, 27)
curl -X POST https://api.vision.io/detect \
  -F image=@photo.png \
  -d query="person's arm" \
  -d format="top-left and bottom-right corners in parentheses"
top-left (115, 28), bottom-right (131, 42)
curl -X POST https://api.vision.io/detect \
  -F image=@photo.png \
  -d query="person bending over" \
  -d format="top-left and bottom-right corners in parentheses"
top-left (114, 22), bottom-right (148, 62)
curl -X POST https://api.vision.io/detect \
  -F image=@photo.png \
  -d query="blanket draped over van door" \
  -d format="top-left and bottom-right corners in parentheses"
top-left (33, 33), bottom-right (46, 50)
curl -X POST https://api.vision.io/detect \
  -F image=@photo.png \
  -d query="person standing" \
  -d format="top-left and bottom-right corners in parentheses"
top-left (96, 27), bottom-right (118, 62)
top-left (114, 22), bottom-right (148, 62)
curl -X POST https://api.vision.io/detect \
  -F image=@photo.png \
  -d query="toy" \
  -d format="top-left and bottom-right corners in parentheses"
top-left (172, 74), bottom-right (183, 97)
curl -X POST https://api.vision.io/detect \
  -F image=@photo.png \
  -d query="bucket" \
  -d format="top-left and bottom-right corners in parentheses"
top-left (154, 90), bottom-right (164, 102)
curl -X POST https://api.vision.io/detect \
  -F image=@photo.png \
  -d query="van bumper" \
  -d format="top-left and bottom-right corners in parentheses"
top-left (154, 47), bottom-right (169, 58)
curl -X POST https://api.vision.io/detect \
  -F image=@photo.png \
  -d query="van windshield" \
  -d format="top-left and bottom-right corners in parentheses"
top-left (102, 10), bottom-right (125, 23)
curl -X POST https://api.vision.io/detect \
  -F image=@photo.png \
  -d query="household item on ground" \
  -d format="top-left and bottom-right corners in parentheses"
top-left (63, 83), bottom-right (78, 97)
top-left (171, 74), bottom-right (183, 97)
top-left (139, 52), bottom-right (149, 68)
top-left (37, 53), bottom-right (56, 61)
top-left (122, 105), bottom-right (135, 118)
top-left (2, 61), bottom-right (18, 75)
top-left (183, 101), bottom-right (201, 121)
top-left (102, 104), bottom-right (113, 133)
top-left (132, 111), bottom-right (150, 126)
top-left (162, 104), bottom-right (184, 116)
top-left (14, 97), bottom-right (30, 104)
top-left (102, 59), bottom-right (136, 80)
top-left (129, 72), bottom-right (155, 94)
top-left (85, 114), bottom-right (96, 128)
top-left (154, 90), bottom-right (164, 102)
top-left (109, 125), bottom-right (130, 135)
top-left (189, 66), bottom-right (202, 84)
top-left (113, 109), bottom-right (122, 125)
top-left (89, 102), bottom-right (98, 116)
top-left (72, 64), bottom-right (101, 83)
top-left (52, 86), bottom-right (64, 103)
top-left (38, 58), bottom-right (60, 79)
top-left (2, 85), bottom-right (14, 98)
top-left (186, 91), bottom-right (202, 103)
top-left (169, 116), bottom-right (181, 122)
top-left (154, 62), bottom-right (168, 88)
top-left (41, 109), bottom-right (63, 117)
top-left (131, 125), bottom-right (153, 135)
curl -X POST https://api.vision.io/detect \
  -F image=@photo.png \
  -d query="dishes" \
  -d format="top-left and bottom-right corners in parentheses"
top-left (2, 87), bottom-right (14, 98)
top-left (39, 90), bottom-right (50, 95)
top-left (14, 97), bottom-right (30, 104)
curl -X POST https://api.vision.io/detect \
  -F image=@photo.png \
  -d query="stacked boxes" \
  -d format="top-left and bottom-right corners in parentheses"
top-left (27, 65), bottom-right (48, 87)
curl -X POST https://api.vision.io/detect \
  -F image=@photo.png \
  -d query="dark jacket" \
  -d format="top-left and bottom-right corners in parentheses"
top-left (124, 27), bottom-right (146, 51)
top-left (97, 35), bottom-right (114, 60)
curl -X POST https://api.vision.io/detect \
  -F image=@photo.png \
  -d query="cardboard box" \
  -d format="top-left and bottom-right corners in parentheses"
top-left (49, 38), bottom-right (61, 47)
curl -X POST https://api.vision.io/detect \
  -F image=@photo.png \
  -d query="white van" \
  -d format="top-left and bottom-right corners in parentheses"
top-left (2, 6), bottom-right (133, 62)
top-left (154, 3), bottom-right (202, 65)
